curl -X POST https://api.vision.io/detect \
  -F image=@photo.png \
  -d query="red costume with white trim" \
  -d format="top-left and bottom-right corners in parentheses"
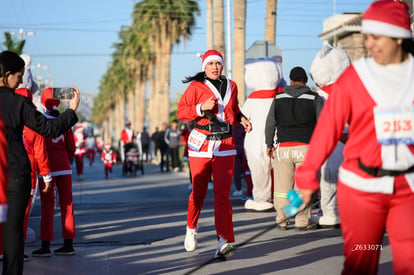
top-left (177, 75), bottom-right (243, 243)
top-left (38, 88), bottom-right (77, 242)
top-left (120, 128), bottom-right (134, 144)
top-left (101, 145), bottom-right (117, 179)
top-left (242, 56), bottom-right (283, 211)
top-left (14, 88), bottom-right (52, 244)
top-left (296, 58), bottom-right (414, 274)
top-left (73, 125), bottom-right (85, 177)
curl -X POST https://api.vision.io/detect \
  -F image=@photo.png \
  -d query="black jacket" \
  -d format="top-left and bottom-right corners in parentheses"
top-left (265, 84), bottom-right (324, 147)
top-left (0, 87), bottom-right (78, 190)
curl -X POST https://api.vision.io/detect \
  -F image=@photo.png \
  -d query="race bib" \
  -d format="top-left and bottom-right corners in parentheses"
top-left (374, 105), bottom-right (414, 145)
top-left (188, 130), bottom-right (207, 152)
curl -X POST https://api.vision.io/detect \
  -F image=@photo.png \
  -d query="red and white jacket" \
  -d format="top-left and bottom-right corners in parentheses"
top-left (44, 113), bottom-right (76, 176)
top-left (120, 128), bottom-right (135, 144)
top-left (23, 127), bottom-right (52, 190)
top-left (15, 88), bottom-right (52, 193)
top-left (296, 57), bottom-right (414, 194)
top-left (74, 131), bottom-right (85, 155)
top-left (101, 149), bottom-right (117, 165)
top-left (177, 77), bottom-right (242, 158)
top-left (0, 113), bottom-right (7, 222)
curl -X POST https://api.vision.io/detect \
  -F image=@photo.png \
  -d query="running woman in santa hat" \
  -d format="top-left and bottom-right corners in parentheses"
top-left (296, 1), bottom-right (414, 274)
top-left (177, 49), bottom-right (252, 259)
top-left (31, 88), bottom-right (77, 257)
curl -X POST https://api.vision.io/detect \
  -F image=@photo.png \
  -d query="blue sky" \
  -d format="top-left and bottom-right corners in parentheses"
top-left (0, 0), bottom-right (372, 98)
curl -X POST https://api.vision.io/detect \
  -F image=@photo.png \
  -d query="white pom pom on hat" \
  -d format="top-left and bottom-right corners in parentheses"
top-left (310, 45), bottom-right (351, 88)
top-left (362, 0), bottom-right (412, 38)
top-left (199, 50), bottom-right (224, 71)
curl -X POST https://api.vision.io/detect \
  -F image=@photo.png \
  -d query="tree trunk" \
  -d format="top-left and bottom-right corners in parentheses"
top-left (159, 42), bottom-right (172, 126)
top-left (127, 89), bottom-right (135, 130)
top-left (206, 0), bottom-right (214, 49)
top-left (265, 0), bottom-right (277, 43)
top-left (233, 0), bottom-right (246, 104)
top-left (147, 61), bottom-right (158, 131)
top-left (213, 0), bottom-right (225, 54)
top-left (134, 73), bottom-right (146, 132)
top-left (116, 96), bottom-right (126, 143)
top-left (107, 108), bottom-right (115, 145)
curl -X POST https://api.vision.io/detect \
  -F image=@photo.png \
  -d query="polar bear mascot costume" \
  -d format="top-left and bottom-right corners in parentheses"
top-left (309, 45), bottom-right (350, 227)
top-left (18, 53), bottom-right (43, 112)
top-left (242, 56), bottom-right (284, 211)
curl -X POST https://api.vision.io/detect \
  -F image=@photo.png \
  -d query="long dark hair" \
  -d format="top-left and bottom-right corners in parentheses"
top-left (182, 72), bottom-right (205, 84)
top-left (402, 38), bottom-right (414, 56)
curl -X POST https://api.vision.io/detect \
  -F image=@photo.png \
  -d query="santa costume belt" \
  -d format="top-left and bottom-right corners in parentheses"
top-left (195, 122), bottom-right (232, 134)
top-left (205, 132), bottom-right (232, 140)
top-left (358, 159), bottom-right (414, 177)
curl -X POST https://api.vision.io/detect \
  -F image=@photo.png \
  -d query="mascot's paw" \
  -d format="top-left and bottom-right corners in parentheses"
top-left (244, 199), bottom-right (274, 212)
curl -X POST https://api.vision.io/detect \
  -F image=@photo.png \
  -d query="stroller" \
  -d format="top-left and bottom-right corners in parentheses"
top-left (122, 142), bottom-right (144, 176)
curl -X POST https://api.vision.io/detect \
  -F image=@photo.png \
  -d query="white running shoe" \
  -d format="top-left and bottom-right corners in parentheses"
top-left (215, 236), bottom-right (233, 259)
top-left (184, 225), bottom-right (198, 252)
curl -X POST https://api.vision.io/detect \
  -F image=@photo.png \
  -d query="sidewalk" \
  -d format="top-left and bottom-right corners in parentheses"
top-left (4, 160), bottom-right (393, 275)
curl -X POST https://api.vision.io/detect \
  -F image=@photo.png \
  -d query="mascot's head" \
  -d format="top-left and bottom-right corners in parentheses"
top-left (244, 55), bottom-right (283, 92)
top-left (310, 45), bottom-right (350, 88)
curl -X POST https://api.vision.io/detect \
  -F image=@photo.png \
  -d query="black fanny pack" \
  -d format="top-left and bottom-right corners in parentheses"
top-left (195, 122), bottom-right (231, 134)
top-left (358, 159), bottom-right (414, 177)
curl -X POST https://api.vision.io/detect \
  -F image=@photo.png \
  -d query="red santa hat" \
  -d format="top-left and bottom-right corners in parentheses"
top-left (75, 125), bottom-right (84, 132)
top-left (362, 0), bottom-right (412, 38)
top-left (198, 50), bottom-right (224, 71)
top-left (41, 88), bottom-right (60, 111)
top-left (104, 143), bottom-right (111, 149)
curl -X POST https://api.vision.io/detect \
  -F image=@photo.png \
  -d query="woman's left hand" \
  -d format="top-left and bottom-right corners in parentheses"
top-left (241, 117), bottom-right (252, 133)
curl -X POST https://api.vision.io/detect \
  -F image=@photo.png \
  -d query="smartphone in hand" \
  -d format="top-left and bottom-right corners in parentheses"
top-left (52, 87), bottom-right (75, 101)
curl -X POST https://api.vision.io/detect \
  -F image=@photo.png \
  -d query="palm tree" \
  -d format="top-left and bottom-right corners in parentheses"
top-left (206, 0), bottom-right (214, 49)
top-left (133, 0), bottom-right (199, 128)
top-left (265, 0), bottom-right (277, 43)
top-left (213, 0), bottom-right (225, 54)
top-left (2, 32), bottom-right (25, 54)
top-left (233, 0), bottom-right (246, 103)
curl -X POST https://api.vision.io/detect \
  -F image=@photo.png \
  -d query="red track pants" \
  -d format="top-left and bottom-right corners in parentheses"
top-left (338, 175), bottom-right (414, 275)
top-left (38, 175), bottom-right (76, 241)
top-left (187, 155), bottom-right (235, 242)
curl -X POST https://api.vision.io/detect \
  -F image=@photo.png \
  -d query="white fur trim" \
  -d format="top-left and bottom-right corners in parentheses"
top-left (43, 173), bottom-right (52, 183)
top-left (202, 55), bottom-right (224, 71)
top-left (196, 103), bottom-right (204, 117)
top-left (339, 167), bottom-right (394, 194)
top-left (362, 20), bottom-right (412, 38)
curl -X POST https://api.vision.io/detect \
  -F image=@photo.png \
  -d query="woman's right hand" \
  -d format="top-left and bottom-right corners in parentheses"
top-left (201, 96), bottom-right (216, 111)
top-left (69, 86), bottom-right (81, 111)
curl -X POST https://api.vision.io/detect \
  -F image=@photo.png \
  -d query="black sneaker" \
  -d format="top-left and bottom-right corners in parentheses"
top-left (54, 246), bottom-right (76, 256)
top-left (24, 254), bottom-right (29, 262)
top-left (32, 247), bottom-right (52, 257)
